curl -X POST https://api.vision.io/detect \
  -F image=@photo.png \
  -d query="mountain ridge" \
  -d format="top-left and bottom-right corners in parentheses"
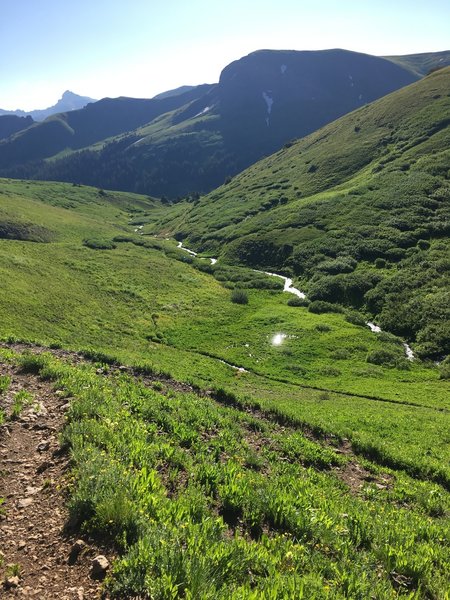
top-left (0, 90), bottom-right (97, 122)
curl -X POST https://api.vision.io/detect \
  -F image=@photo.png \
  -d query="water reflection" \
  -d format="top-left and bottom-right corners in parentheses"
top-left (271, 333), bottom-right (287, 346)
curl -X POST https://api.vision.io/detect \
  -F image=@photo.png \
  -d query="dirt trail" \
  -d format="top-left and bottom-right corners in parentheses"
top-left (0, 358), bottom-right (108, 599)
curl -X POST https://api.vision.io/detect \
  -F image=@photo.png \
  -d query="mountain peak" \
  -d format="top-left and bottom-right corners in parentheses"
top-left (0, 91), bottom-right (97, 122)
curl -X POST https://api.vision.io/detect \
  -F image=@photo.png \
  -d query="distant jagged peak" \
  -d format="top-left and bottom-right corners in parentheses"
top-left (0, 91), bottom-right (97, 121)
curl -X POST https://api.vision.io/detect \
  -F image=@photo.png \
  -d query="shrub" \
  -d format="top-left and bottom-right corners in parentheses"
top-left (366, 349), bottom-right (399, 367)
top-left (308, 301), bottom-right (343, 314)
top-left (316, 258), bottom-right (356, 275)
top-left (417, 239), bottom-right (431, 250)
top-left (320, 367), bottom-right (341, 377)
top-left (438, 357), bottom-right (450, 380)
top-left (374, 258), bottom-right (387, 269)
top-left (385, 247), bottom-right (407, 262)
top-left (287, 296), bottom-right (310, 307)
top-left (230, 290), bottom-right (248, 305)
top-left (315, 324), bottom-right (332, 332)
top-left (83, 238), bottom-right (116, 250)
top-left (345, 311), bottom-right (367, 326)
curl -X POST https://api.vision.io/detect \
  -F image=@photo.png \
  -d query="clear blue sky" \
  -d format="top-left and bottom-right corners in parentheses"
top-left (1, 0), bottom-right (449, 110)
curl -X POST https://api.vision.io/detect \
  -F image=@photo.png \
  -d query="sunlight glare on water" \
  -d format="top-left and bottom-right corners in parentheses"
top-left (271, 333), bottom-right (287, 346)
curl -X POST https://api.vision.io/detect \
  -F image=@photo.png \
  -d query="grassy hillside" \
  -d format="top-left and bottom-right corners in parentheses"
top-left (1, 348), bottom-right (448, 598)
top-left (0, 178), bottom-right (449, 597)
top-left (151, 68), bottom-right (450, 359)
top-left (384, 50), bottom-right (450, 77)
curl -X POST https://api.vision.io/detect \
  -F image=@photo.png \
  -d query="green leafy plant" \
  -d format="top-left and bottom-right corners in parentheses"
top-left (230, 290), bottom-right (248, 305)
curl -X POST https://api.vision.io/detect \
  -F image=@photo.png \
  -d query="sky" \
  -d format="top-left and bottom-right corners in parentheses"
top-left (1, 0), bottom-right (449, 110)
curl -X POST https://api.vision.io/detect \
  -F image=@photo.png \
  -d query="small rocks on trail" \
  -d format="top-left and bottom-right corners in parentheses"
top-left (91, 555), bottom-right (109, 578)
top-left (0, 355), bottom-right (111, 598)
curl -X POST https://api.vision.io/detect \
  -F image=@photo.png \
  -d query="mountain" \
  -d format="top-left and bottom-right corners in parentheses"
top-left (0, 91), bottom-right (97, 121)
top-left (154, 67), bottom-right (450, 359)
top-left (384, 50), bottom-right (450, 77)
top-left (0, 115), bottom-right (34, 140)
top-left (0, 49), bottom-right (420, 197)
top-left (153, 85), bottom-right (197, 99)
top-left (0, 84), bottom-right (214, 171)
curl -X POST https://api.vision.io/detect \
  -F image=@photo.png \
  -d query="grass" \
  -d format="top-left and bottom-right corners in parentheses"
top-left (10, 390), bottom-right (33, 420)
top-left (0, 178), bottom-right (448, 491)
top-left (8, 350), bottom-right (448, 599)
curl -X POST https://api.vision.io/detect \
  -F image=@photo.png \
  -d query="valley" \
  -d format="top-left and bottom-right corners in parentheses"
top-left (0, 56), bottom-right (449, 598)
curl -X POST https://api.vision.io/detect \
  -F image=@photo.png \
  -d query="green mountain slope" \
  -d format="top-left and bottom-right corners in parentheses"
top-left (384, 50), bottom-right (450, 77)
top-left (151, 68), bottom-right (450, 359)
top-left (0, 177), bottom-right (449, 597)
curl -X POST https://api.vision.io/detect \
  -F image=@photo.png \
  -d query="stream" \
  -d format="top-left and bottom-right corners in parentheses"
top-left (176, 242), bottom-right (414, 360)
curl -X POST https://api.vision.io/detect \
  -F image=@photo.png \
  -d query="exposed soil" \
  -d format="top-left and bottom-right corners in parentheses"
top-left (0, 358), bottom-right (110, 599)
top-left (333, 439), bottom-right (394, 494)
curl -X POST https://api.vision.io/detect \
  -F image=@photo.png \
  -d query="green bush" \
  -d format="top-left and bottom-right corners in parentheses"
top-left (366, 349), bottom-right (399, 368)
top-left (417, 239), bottom-right (431, 250)
top-left (374, 258), bottom-right (387, 269)
top-left (315, 324), bottom-right (332, 332)
top-left (345, 311), bottom-right (367, 326)
top-left (438, 357), bottom-right (450, 380)
top-left (308, 300), bottom-right (343, 314)
top-left (316, 257), bottom-right (356, 275)
top-left (230, 290), bottom-right (248, 305)
top-left (287, 296), bottom-right (310, 307)
top-left (83, 238), bottom-right (116, 250)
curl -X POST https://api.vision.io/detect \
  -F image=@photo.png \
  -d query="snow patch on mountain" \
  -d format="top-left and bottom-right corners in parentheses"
top-left (193, 106), bottom-right (211, 118)
top-left (262, 91), bottom-right (274, 126)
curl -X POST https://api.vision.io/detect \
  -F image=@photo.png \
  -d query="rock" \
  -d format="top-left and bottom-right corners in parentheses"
top-left (36, 460), bottom-right (53, 474)
top-left (91, 555), bottom-right (109, 577)
top-left (4, 575), bottom-right (20, 588)
top-left (18, 540), bottom-right (26, 550)
top-left (60, 403), bottom-right (71, 413)
top-left (36, 440), bottom-right (50, 452)
top-left (30, 402), bottom-right (47, 416)
top-left (17, 497), bottom-right (33, 509)
top-left (68, 539), bottom-right (87, 564)
top-left (25, 486), bottom-right (41, 496)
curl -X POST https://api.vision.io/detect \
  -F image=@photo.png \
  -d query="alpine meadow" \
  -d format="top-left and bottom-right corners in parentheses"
top-left (0, 41), bottom-right (449, 600)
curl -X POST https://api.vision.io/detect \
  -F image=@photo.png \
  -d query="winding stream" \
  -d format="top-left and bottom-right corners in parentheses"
top-left (176, 242), bottom-right (414, 360)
